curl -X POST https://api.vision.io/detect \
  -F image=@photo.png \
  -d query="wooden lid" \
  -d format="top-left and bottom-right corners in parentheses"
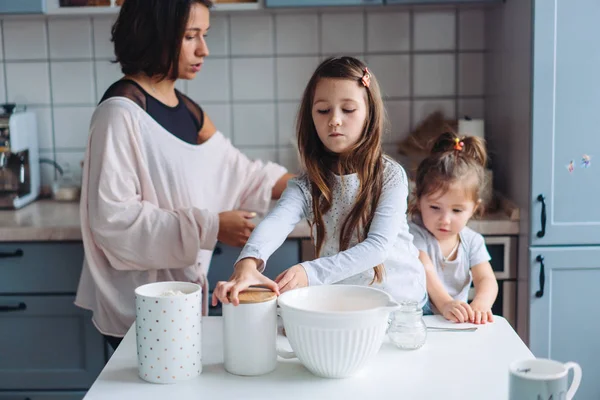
top-left (229, 287), bottom-right (277, 304)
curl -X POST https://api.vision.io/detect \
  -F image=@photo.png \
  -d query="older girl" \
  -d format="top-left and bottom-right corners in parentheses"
top-left (213, 57), bottom-right (426, 307)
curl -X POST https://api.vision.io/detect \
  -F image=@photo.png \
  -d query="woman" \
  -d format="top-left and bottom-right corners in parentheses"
top-left (75, 0), bottom-right (292, 350)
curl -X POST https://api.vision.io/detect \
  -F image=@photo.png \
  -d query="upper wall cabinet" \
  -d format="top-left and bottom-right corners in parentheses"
top-left (386, 0), bottom-right (500, 3)
top-left (0, 0), bottom-right (45, 14)
top-left (266, 0), bottom-right (383, 7)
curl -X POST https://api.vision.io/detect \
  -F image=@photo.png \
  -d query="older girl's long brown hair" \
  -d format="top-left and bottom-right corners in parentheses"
top-left (296, 57), bottom-right (386, 284)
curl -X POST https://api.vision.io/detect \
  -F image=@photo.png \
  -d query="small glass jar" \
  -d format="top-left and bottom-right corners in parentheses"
top-left (388, 301), bottom-right (427, 350)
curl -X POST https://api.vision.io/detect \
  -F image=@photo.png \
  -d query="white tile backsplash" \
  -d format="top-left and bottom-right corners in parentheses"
top-left (0, 66), bottom-right (5, 104)
top-left (55, 151), bottom-right (85, 183)
top-left (202, 103), bottom-right (232, 138)
top-left (232, 58), bottom-right (275, 101)
top-left (459, 53), bottom-right (485, 96)
top-left (384, 100), bottom-right (411, 144)
top-left (0, 9), bottom-right (487, 164)
top-left (53, 106), bottom-right (95, 149)
top-left (0, 23), bottom-right (3, 60)
top-left (233, 103), bottom-right (276, 146)
top-left (6, 62), bottom-right (51, 104)
top-left (48, 18), bottom-right (93, 59)
top-left (277, 147), bottom-right (301, 174)
top-left (413, 11), bottom-right (456, 51)
top-left (3, 20), bottom-right (48, 61)
top-left (276, 56), bottom-right (319, 101)
top-left (51, 61), bottom-right (95, 104)
top-left (413, 54), bottom-right (456, 97)
top-left (367, 12), bottom-right (410, 53)
top-left (459, 9), bottom-right (486, 51)
top-left (321, 13), bottom-right (364, 55)
top-left (230, 15), bottom-right (274, 56)
top-left (30, 106), bottom-right (53, 150)
top-left (239, 147), bottom-right (278, 164)
top-left (205, 16), bottom-right (229, 57)
top-left (366, 55), bottom-right (410, 98)
top-left (92, 17), bottom-right (116, 59)
top-left (275, 14), bottom-right (319, 55)
top-left (39, 151), bottom-right (56, 186)
top-left (187, 58), bottom-right (230, 102)
top-left (277, 102), bottom-right (299, 146)
top-left (458, 98), bottom-right (485, 120)
top-left (94, 60), bottom-right (123, 99)
top-left (413, 99), bottom-right (456, 129)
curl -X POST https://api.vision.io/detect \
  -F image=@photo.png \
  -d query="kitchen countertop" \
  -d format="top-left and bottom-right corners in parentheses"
top-left (84, 316), bottom-right (534, 400)
top-left (0, 200), bottom-right (312, 242)
top-left (0, 199), bottom-right (520, 242)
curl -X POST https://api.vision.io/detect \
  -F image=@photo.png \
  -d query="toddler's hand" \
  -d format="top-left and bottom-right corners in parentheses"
top-left (211, 258), bottom-right (279, 307)
top-left (469, 301), bottom-right (494, 324)
top-left (275, 264), bottom-right (308, 294)
top-left (441, 300), bottom-right (474, 323)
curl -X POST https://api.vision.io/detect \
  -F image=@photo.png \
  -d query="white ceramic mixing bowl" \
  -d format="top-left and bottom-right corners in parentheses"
top-left (278, 285), bottom-right (399, 378)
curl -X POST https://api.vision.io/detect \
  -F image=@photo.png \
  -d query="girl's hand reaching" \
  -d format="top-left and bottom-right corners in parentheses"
top-left (275, 264), bottom-right (308, 293)
top-left (469, 301), bottom-right (494, 324)
top-left (211, 258), bottom-right (279, 307)
top-left (441, 300), bottom-right (475, 323)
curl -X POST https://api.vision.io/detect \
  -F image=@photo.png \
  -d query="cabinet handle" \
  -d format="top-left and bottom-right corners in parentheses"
top-left (535, 255), bottom-right (545, 298)
top-left (0, 302), bottom-right (26, 312)
top-left (536, 194), bottom-right (546, 238)
top-left (0, 248), bottom-right (23, 258)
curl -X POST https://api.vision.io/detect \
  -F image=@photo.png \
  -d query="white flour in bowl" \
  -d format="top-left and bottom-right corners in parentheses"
top-left (159, 290), bottom-right (188, 297)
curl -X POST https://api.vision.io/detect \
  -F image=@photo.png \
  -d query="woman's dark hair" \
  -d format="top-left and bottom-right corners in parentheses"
top-left (112, 0), bottom-right (213, 80)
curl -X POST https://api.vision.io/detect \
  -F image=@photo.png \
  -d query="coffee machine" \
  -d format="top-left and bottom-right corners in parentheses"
top-left (0, 104), bottom-right (40, 209)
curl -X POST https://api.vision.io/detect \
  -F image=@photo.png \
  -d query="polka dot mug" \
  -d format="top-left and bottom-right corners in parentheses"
top-left (135, 281), bottom-right (202, 384)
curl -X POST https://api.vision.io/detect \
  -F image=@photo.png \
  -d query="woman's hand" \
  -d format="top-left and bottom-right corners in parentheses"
top-left (440, 300), bottom-right (475, 323)
top-left (469, 301), bottom-right (494, 324)
top-left (275, 264), bottom-right (308, 294)
top-left (217, 210), bottom-right (256, 247)
top-left (211, 258), bottom-right (279, 306)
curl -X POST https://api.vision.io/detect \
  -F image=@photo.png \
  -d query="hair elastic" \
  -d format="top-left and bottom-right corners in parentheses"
top-left (361, 67), bottom-right (371, 88)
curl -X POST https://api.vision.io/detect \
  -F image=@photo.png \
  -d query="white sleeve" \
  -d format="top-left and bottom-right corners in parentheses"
top-left (235, 179), bottom-right (308, 271)
top-left (301, 176), bottom-right (408, 285)
top-left (469, 231), bottom-right (492, 268)
top-left (85, 102), bottom-right (219, 271)
top-left (408, 221), bottom-right (430, 252)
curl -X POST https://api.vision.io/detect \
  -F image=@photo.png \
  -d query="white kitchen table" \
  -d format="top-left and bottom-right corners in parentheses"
top-left (84, 316), bottom-right (533, 400)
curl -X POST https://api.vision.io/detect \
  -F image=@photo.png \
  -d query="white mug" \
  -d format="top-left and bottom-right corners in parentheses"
top-left (135, 281), bottom-right (202, 384)
top-left (222, 296), bottom-right (278, 376)
top-left (509, 358), bottom-right (582, 400)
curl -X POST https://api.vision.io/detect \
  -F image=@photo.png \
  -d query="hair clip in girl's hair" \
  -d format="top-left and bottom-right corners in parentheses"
top-left (361, 67), bottom-right (371, 88)
top-left (453, 137), bottom-right (464, 151)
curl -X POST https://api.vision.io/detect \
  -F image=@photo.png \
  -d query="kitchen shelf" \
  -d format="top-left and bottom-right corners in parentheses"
top-left (45, 0), bottom-right (262, 15)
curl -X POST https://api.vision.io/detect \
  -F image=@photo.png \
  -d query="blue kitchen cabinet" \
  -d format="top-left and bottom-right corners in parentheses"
top-left (386, 0), bottom-right (500, 3)
top-left (0, 393), bottom-right (85, 400)
top-left (530, 0), bottom-right (600, 246)
top-left (0, 295), bottom-right (105, 390)
top-left (528, 248), bottom-right (600, 400)
top-left (0, 242), bottom-right (84, 293)
top-left (0, 0), bottom-right (45, 14)
top-left (266, 0), bottom-right (382, 7)
top-left (0, 242), bottom-right (105, 393)
top-left (526, 1), bottom-right (600, 398)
